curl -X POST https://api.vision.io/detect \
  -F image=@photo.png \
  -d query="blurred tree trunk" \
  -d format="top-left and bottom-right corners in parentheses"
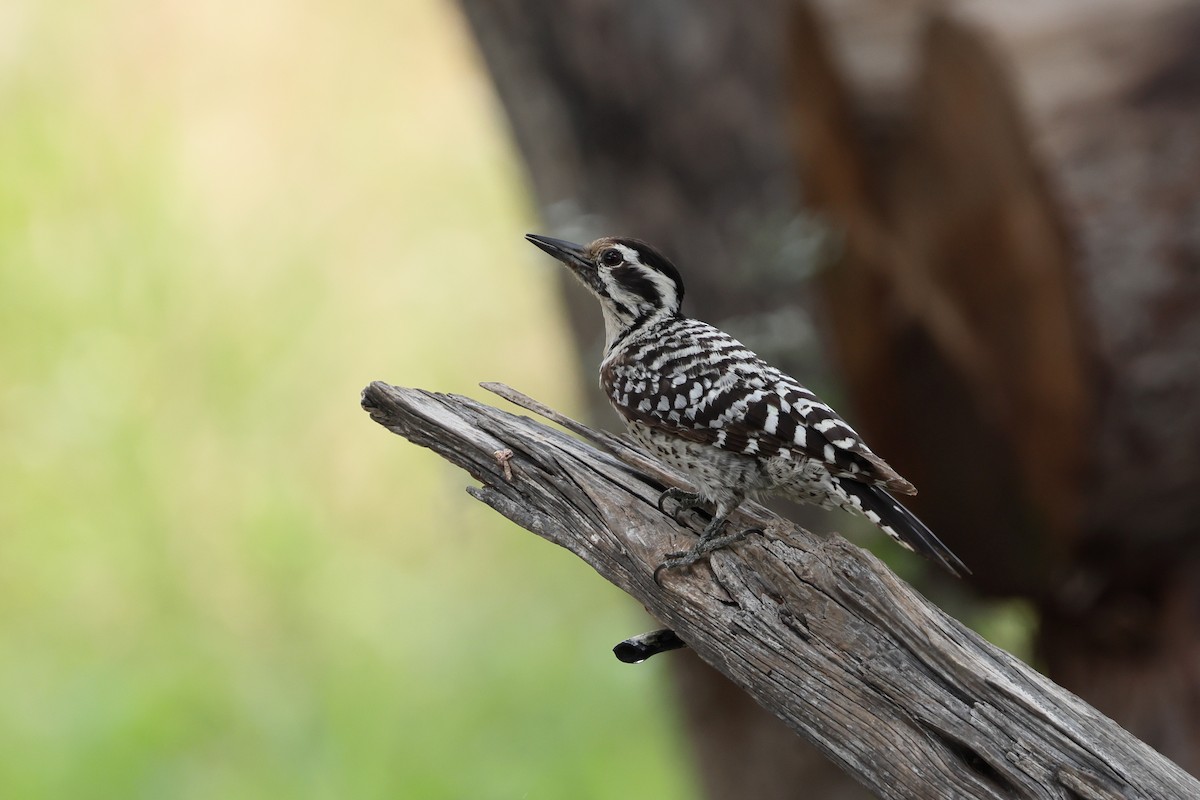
top-left (790, 0), bottom-right (1200, 778)
top-left (458, 0), bottom-right (1200, 795)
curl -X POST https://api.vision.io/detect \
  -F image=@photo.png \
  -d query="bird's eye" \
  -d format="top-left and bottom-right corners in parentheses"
top-left (600, 248), bottom-right (623, 267)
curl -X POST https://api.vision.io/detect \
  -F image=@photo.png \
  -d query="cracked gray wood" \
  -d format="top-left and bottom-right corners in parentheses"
top-left (361, 380), bottom-right (1199, 800)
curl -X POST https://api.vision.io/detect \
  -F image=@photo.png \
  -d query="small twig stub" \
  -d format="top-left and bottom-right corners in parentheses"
top-left (613, 628), bottom-right (687, 663)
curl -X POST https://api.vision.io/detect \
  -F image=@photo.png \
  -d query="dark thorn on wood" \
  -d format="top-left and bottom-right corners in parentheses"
top-left (613, 628), bottom-right (688, 663)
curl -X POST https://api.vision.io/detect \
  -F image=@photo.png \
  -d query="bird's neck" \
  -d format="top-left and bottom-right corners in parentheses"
top-left (602, 306), bottom-right (675, 355)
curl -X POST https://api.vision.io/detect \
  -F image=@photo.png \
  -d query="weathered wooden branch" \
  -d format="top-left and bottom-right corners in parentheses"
top-left (361, 380), bottom-right (1198, 800)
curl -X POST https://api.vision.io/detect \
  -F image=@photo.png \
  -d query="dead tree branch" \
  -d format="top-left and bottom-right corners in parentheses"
top-left (360, 380), bottom-right (1198, 800)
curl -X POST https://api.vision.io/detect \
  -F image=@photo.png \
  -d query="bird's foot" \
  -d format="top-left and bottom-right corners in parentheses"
top-left (653, 527), bottom-right (764, 585)
top-left (656, 487), bottom-right (704, 522)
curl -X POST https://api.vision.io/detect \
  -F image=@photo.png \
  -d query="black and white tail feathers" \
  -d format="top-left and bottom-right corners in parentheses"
top-left (839, 479), bottom-right (970, 578)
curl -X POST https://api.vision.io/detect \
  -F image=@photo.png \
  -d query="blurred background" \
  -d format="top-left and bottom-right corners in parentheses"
top-left (0, 0), bottom-right (696, 797)
top-left (5, 0), bottom-right (1200, 798)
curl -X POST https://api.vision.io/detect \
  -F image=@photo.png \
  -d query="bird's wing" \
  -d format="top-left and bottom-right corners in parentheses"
top-left (605, 342), bottom-right (916, 495)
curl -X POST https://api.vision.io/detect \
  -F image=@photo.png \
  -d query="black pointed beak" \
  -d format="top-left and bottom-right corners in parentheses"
top-left (525, 234), bottom-right (591, 271)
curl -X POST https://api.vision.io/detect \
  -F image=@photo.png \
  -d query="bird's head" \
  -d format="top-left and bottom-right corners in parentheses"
top-left (526, 234), bottom-right (685, 345)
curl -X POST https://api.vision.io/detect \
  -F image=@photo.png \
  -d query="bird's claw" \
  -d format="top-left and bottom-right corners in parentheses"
top-left (656, 487), bottom-right (703, 522)
top-left (657, 561), bottom-right (686, 585)
top-left (652, 526), bottom-right (765, 586)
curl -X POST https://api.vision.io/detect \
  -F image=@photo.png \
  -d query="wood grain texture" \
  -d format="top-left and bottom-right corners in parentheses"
top-left (361, 381), bottom-right (1198, 800)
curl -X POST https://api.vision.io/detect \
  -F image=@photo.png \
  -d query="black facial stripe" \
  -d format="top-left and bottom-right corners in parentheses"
top-left (613, 265), bottom-right (663, 307)
top-left (612, 299), bottom-right (634, 318)
top-left (611, 238), bottom-right (685, 306)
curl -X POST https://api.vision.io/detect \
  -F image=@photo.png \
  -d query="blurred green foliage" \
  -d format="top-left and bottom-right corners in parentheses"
top-left (0, 1), bottom-right (697, 797)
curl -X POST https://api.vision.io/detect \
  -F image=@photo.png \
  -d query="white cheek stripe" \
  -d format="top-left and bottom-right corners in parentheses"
top-left (646, 270), bottom-right (678, 307)
top-left (614, 243), bottom-right (640, 263)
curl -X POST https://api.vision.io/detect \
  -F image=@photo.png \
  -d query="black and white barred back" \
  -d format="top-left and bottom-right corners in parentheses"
top-left (527, 233), bottom-right (968, 577)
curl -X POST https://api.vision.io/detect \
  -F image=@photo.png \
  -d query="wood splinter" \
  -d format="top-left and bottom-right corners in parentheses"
top-left (493, 448), bottom-right (514, 481)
